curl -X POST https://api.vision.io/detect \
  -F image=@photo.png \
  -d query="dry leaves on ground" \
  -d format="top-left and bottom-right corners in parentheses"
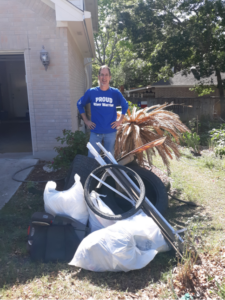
top-left (172, 247), bottom-right (225, 299)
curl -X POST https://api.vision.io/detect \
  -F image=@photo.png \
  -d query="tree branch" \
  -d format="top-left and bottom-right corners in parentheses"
top-left (163, 5), bottom-right (183, 26)
top-left (108, 36), bottom-right (118, 67)
top-left (100, 33), bottom-right (106, 64)
top-left (104, 31), bottom-right (110, 54)
top-left (95, 37), bottom-right (103, 65)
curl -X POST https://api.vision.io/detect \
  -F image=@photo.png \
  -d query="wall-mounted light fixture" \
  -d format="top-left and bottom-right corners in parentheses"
top-left (40, 46), bottom-right (50, 71)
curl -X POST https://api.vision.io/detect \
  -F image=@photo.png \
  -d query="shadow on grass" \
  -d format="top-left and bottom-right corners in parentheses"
top-left (165, 187), bottom-right (207, 228)
top-left (0, 183), bottom-right (214, 294)
top-left (180, 151), bottom-right (196, 160)
top-left (74, 250), bottom-right (175, 293)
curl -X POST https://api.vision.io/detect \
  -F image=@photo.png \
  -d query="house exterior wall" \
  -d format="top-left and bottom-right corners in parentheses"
top-left (0, 0), bottom-right (87, 159)
top-left (0, 62), bottom-right (10, 113)
top-left (155, 87), bottom-right (220, 98)
top-left (69, 0), bottom-right (83, 10)
top-left (67, 29), bottom-right (86, 132)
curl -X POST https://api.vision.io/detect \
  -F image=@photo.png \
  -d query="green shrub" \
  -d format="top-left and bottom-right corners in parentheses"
top-left (52, 130), bottom-right (90, 169)
top-left (185, 117), bottom-right (222, 146)
top-left (181, 132), bottom-right (200, 153)
top-left (210, 125), bottom-right (225, 157)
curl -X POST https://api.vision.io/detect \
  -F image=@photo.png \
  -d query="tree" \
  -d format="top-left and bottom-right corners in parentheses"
top-left (93, 0), bottom-right (153, 89)
top-left (117, 0), bottom-right (225, 115)
top-left (94, 0), bottom-right (122, 68)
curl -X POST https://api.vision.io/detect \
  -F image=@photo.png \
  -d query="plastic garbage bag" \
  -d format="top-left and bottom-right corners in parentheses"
top-left (69, 211), bottom-right (170, 272)
top-left (44, 174), bottom-right (89, 225)
top-left (88, 191), bottom-right (116, 232)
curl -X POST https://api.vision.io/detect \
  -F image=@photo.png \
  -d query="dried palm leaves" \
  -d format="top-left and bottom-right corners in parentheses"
top-left (115, 103), bottom-right (190, 171)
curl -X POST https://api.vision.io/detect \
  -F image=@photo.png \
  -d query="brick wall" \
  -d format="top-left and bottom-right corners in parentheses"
top-left (0, 0), bottom-right (87, 159)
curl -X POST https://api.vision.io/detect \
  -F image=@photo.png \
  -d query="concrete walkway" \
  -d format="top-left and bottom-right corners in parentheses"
top-left (0, 153), bottom-right (38, 210)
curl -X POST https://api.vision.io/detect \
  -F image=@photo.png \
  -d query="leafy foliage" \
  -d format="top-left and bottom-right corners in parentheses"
top-left (210, 125), bottom-right (225, 156)
top-left (117, 0), bottom-right (225, 106)
top-left (189, 83), bottom-right (216, 97)
top-left (184, 117), bottom-right (222, 146)
top-left (92, 0), bottom-right (152, 89)
top-left (181, 132), bottom-right (201, 154)
top-left (52, 130), bottom-right (89, 169)
top-left (115, 103), bottom-right (190, 171)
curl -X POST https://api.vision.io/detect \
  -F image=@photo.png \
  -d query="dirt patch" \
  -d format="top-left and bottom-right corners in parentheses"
top-left (20, 161), bottom-right (69, 192)
top-left (173, 249), bottom-right (225, 299)
top-left (22, 159), bottom-right (171, 193)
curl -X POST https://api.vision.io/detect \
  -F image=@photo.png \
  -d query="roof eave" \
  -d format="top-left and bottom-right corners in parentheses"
top-left (47, 0), bottom-right (95, 58)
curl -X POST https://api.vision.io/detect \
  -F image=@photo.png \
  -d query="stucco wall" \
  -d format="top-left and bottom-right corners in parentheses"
top-left (155, 87), bottom-right (220, 98)
top-left (0, 0), bottom-right (86, 159)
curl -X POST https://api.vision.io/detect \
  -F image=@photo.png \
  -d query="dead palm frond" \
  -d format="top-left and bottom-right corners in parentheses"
top-left (115, 103), bottom-right (190, 172)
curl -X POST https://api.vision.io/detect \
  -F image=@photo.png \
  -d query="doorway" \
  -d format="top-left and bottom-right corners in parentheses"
top-left (0, 54), bottom-right (32, 153)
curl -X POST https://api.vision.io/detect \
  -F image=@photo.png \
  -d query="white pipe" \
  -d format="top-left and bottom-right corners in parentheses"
top-left (96, 142), bottom-right (184, 243)
top-left (91, 173), bottom-right (134, 204)
top-left (87, 142), bottom-right (136, 204)
top-left (84, 58), bottom-right (95, 91)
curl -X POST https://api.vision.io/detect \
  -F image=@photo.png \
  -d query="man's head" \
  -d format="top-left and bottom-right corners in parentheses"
top-left (98, 65), bottom-right (111, 91)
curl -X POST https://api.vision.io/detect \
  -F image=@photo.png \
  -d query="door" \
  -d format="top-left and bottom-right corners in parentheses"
top-left (8, 61), bottom-right (28, 118)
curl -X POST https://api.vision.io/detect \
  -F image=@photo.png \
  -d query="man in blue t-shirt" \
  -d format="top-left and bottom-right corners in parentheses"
top-left (77, 65), bottom-right (128, 159)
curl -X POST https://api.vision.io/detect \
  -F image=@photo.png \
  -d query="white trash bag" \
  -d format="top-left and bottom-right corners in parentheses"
top-left (69, 211), bottom-right (170, 272)
top-left (44, 174), bottom-right (89, 225)
top-left (88, 191), bottom-right (116, 232)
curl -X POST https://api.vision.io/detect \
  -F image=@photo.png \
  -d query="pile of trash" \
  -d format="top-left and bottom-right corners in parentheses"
top-left (27, 142), bottom-right (184, 272)
top-left (43, 174), bottom-right (169, 272)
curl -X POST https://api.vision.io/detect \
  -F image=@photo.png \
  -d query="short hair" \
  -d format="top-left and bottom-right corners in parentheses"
top-left (98, 65), bottom-right (111, 76)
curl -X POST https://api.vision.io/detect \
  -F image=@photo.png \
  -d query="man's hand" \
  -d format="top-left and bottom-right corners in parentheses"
top-left (111, 119), bottom-right (123, 129)
top-left (81, 113), bottom-right (96, 130)
top-left (85, 120), bottom-right (96, 130)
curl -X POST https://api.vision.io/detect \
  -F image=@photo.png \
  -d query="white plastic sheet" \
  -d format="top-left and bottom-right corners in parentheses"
top-left (44, 174), bottom-right (89, 225)
top-left (69, 211), bottom-right (170, 272)
top-left (88, 191), bottom-right (116, 232)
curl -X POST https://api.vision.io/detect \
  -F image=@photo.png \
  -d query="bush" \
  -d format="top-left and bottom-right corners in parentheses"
top-left (52, 130), bottom-right (90, 169)
top-left (186, 117), bottom-right (222, 146)
top-left (181, 132), bottom-right (200, 153)
top-left (210, 125), bottom-right (225, 157)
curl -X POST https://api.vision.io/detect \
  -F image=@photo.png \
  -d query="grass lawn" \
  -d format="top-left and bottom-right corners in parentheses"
top-left (0, 149), bottom-right (225, 299)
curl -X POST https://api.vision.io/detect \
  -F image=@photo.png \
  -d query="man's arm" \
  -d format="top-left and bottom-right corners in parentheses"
top-left (77, 93), bottom-right (96, 130)
top-left (111, 114), bottom-right (125, 129)
top-left (81, 113), bottom-right (96, 130)
top-left (111, 90), bottom-right (128, 129)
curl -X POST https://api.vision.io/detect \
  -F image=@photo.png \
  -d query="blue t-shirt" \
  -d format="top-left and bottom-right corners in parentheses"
top-left (77, 87), bottom-right (128, 134)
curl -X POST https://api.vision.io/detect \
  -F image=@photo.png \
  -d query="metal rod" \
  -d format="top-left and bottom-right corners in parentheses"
top-left (90, 173), bottom-right (134, 204)
top-left (96, 171), bottom-right (109, 189)
top-left (96, 142), bottom-right (184, 244)
top-left (87, 143), bottom-right (136, 205)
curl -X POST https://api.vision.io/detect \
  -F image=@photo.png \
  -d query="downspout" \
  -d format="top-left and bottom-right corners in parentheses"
top-left (80, 11), bottom-right (95, 127)
top-left (84, 58), bottom-right (95, 91)
top-left (81, 59), bottom-right (95, 126)
top-left (82, 11), bottom-right (95, 91)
